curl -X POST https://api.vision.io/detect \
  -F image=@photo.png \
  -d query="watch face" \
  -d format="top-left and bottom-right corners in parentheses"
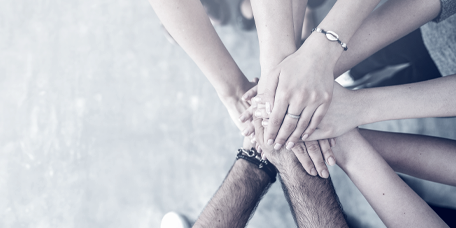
top-left (325, 31), bottom-right (339, 41)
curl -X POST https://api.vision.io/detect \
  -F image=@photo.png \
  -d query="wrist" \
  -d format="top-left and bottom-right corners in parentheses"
top-left (234, 159), bottom-right (271, 184)
top-left (299, 32), bottom-right (343, 65)
top-left (355, 88), bottom-right (381, 125)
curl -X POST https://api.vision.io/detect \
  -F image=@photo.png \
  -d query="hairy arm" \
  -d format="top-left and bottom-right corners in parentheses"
top-left (193, 138), bottom-right (272, 228)
top-left (276, 151), bottom-right (348, 228)
top-left (333, 129), bottom-right (448, 228)
top-left (252, 116), bottom-right (348, 227)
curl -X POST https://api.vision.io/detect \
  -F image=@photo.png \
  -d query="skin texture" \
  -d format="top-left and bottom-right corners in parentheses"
top-left (193, 137), bottom-right (272, 228)
top-left (240, 0), bottom-right (441, 161)
top-left (256, 0), bottom-right (382, 150)
top-left (359, 129), bottom-right (456, 187)
top-left (306, 75), bottom-right (456, 141)
top-left (252, 114), bottom-right (348, 227)
top-left (194, 136), bottom-right (347, 228)
top-left (333, 129), bottom-right (448, 228)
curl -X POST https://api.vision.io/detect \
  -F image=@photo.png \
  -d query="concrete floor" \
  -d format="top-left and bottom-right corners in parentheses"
top-left (1, 0), bottom-right (455, 227)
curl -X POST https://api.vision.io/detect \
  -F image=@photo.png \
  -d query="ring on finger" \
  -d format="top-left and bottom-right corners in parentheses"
top-left (286, 113), bottom-right (301, 119)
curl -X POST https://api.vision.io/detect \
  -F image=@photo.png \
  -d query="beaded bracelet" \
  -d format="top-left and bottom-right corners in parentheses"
top-left (236, 148), bottom-right (277, 183)
top-left (312, 27), bottom-right (348, 51)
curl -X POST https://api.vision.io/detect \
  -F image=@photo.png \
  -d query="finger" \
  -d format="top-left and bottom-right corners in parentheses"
top-left (318, 139), bottom-right (336, 166)
top-left (261, 119), bottom-right (269, 127)
top-left (274, 114), bottom-right (299, 150)
top-left (330, 138), bottom-right (336, 147)
top-left (303, 104), bottom-right (330, 138)
top-left (242, 85), bottom-right (258, 102)
top-left (291, 142), bottom-right (317, 176)
top-left (252, 114), bottom-right (267, 147)
top-left (253, 107), bottom-right (269, 119)
top-left (287, 105), bottom-right (318, 142)
top-left (305, 129), bottom-right (330, 141)
top-left (304, 140), bottom-right (329, 178)
top-left (263, 97), bottom-right (288, 147)
top-left (239, 105), bottom-right (255, 123)
top-left (276, 101), bottom-right (305, 150)
top-left (241, 121), bottom-right (255, 137)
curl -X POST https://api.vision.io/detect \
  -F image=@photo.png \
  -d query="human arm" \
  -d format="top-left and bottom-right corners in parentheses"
top-left (359, 129), bottom-right (456, 187)
top-left (148, 0), bottom-right (254, 132)
top-left (193, 137), bottom-right (272, 228)
top-left (258, 0), bottom-right (382, 149)
top-left (306, 75), bottom-right (456, 140)
top-left (332, 129), bottom-right (448, 227)
top-left (252, 117), bottom-right (348, 227)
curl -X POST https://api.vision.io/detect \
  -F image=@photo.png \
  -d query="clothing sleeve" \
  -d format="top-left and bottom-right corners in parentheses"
top-left (433, 0), bottom-right (456, 22)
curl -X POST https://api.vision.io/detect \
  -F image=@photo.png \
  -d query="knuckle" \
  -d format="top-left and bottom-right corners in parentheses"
top-left (270, 117), bottom-right (282, 127)
top-left (321, 92), bottom-right (332, 102)
top-left (305, 143), bottom-right (320, 153)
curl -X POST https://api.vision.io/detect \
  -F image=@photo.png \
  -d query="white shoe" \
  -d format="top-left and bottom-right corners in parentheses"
top-left (160, 212), bottom-right (190, 228)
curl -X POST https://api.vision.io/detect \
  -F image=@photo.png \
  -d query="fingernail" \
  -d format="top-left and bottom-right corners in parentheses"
top-left (255, 110), bottom-right (262, 117)
top-left (310, 168), bottom-right (317, 176)
top-left (251, 137), bottom-right (256, 143)
top-left (265, 102), bottom-right (271, 114)
top-left (239, 115), bottom-right (247, 122)
top-left (250, 132), bottom-right (255, 138)
top-left (302, 134), bottom-right (309, 140)
top-left (274, 143), bottom-right (282, 150)
top-left (253, 97), bottom-right (261, 102)
top-left (262, 120), bottom-right (268, 126)
top-left (321, 169), bottom-right (329, 178)
top-left (241, 96), bottom-right (246, 101)
top-left (267, 139), bottom-right (274, 145)
top-left (261, 153), bottom-right (266, 160)
top-left (328, 157), bottom-right (336, 166)
top-left (242, 128), bottom-right (250, 136)
top-left (286, 142), bottom-right (294, 150)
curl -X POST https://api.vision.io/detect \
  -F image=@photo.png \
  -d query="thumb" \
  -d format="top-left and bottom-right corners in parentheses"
top-left (305, 129), bottom-right (329, 141)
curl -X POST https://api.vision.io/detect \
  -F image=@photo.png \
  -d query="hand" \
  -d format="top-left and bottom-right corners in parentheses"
top-left (221, 78), bottom-right (259, 136)
top-left (251, 97), bottom-right (336, 178)
top-left (306, 83), bottom-right (364, 141)
top-left (256, 37), bottom-right (336, 151)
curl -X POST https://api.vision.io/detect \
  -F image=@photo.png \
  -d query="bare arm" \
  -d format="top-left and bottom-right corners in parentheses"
top-left (252, 116), bottom-right (348, 227)
top-left (306, 76), bottom-right (456, 140)
top-left (193, 138), bottom-right (272, 228)
top-left (333, 129), bottom-right (448, 228)
top-left (359, 129), bottom-right (456, 187)
top-left (334, 0), bottom-right (441, 76)
top-left (148, 0), bottom-right (254, 132)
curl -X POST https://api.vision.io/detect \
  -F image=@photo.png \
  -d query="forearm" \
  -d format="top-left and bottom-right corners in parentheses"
top-left (358, 75), bottom-right (456, 124)
top-left (333, 0), bottom-right (441, 76)
top-left (251, 0), bottom-right (300, 72)
top-left (359, 129), bottom-right (456, 187)
top-left (299, 0), bottom-right (382, 66)
top-left (334, 130), bottom-right (448, 228)
top-left (149, 0), bottom-right (250, 98)
top-left (193, 159), bottom-right (271, 228)
top-left (272, 149), bottom-right (348, 228)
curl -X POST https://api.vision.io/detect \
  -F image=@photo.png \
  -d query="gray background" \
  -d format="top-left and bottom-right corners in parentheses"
top-left (1, 0), bottom-right (455, 227)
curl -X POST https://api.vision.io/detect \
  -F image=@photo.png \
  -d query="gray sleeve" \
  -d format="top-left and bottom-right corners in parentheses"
top-left (433, 0), bottom-right (456, 22)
